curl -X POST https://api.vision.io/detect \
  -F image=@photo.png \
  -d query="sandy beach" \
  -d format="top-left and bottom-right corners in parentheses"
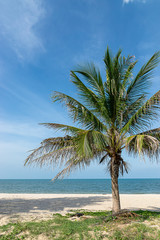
top-left (0, 193), bottom-right (160, 225)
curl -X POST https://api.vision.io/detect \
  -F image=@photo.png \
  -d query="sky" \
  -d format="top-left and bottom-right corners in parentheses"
top-left (0, 0), bottom-right (160, 179)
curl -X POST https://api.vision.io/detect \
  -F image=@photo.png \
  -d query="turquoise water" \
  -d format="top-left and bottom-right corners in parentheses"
top-left (0, 179), bottom-right (160, 194)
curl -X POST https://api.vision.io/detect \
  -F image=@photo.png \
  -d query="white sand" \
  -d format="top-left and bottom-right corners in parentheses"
top-left (0, 194), bottom-right (160, 225)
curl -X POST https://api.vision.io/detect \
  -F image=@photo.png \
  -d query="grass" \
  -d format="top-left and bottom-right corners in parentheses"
top-left (0, 210), bottom-right (160, 239)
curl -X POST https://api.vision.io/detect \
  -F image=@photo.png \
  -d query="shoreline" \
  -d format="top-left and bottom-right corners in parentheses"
top-left (0, 194), bottom-right (160, 225)
top-left (0, 192), bottom-right (160, 194)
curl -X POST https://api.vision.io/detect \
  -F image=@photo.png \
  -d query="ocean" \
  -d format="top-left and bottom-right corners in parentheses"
top-left (0, 179), bottom-right (160, 194)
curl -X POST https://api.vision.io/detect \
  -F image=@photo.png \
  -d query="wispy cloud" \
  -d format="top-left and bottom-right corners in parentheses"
top-left (123, 0), bottom-right (134, 3)
top-left (0, 81), bottom-right (65, 121)
top-left (0, 0), bottom-right (45, 60)
top-left (73, 33), bottom-right (105, 68)
top-left (123, 0), bottom-right (146, 4)
top-left (0, 120), bottom-right (52, 138)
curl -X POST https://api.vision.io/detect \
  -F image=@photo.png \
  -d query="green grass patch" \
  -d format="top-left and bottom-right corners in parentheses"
top-left (108, 223), bottom-right (160, 240)
top-left (0, 210), bottom-right (160, 240)
top-left (66, 210), bottom-right (111, 217)
top-left (134, 210), bottom-right (160, 219)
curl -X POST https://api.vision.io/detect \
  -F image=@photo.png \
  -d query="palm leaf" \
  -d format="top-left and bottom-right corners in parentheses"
top-left (70, 71), bottom-right (111, 122)
top-left (121, 90), bottom-right (160, 134)
top-left (52, 91), bottom-right (106, 131)
top-left (140, 127), bottom-right (160, 141)
top-left (25, 136), bottom-right (75, 168)
top-left (74, 63), bottom-right (105, 98)
top-left (125, 134), bottom-right (160, 159)
top-left (127, 51), bottom-right (160, 100)
top-left (40, 123), bottom-right (84, 135)
top-left (70, 71), bottom-right (101, 109)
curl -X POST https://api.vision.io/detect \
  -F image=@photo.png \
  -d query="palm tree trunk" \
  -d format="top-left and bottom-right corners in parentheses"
top-left (111, 157), bottom-right (121, 213)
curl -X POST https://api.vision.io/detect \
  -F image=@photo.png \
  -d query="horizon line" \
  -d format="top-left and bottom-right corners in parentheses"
top-left (0, 178), bottom-right (160, 180)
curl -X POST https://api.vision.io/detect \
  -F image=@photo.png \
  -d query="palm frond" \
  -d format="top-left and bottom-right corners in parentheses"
top-left (99, 153), bottom-right (109, 164)
top-left (121, 95), bottom-right (146, 127)
top-left (104, 47), bottom-right (114, 84)
top-left (140, 127), bottom-right (160, 141)
top-left (25, 136), bottom-right (75, 167)
top-left (52, 152), bottom-right (99, 181)
top-left (74, 63), bottom-right (105, 98)
top-left (25, 128), bottom-right (109, 173)
top-left (103, 48), bottom-right (136, 124)
top-left (121, 90), bottom-right (160, 134)
top-left (127, 51), bottom-right (160, 100)
top-left (52, 159), bottom-right (77, 181)
top-left (119, 159), bottom-right (129, 175)
top-left (70, 71), bottom-right (111, 122)
top-left (120, 59), bottom-right (137, 97)
top-left (125, 134), bottom-right (160, 159)
top-left (52, 91), bottom-right (107, 131)
top-left (74, 130), bottom-right (108, 158)
top-left (40, 124), bottom-right (110, 157)
top-left (40, 123), bottom-right (84, 135)
top-left (70, 71), bottom-right (101, 109)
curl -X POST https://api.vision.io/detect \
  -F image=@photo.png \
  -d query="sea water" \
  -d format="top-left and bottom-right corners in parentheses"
top-left (0, 179), bottom-right (160, 194)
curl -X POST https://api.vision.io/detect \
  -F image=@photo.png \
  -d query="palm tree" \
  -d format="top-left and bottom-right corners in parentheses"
top-left (25, 47), bottom-right (160, 213)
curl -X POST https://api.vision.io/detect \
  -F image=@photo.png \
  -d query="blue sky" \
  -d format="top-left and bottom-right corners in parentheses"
top-left (0, 0), bottom-right (160, 179)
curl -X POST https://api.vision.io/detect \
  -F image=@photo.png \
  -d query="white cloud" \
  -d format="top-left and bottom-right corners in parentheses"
top-left (123, 0), bottom-right (146, 4)
top-left (123, 0), bottom-right (134, 3)
top-left (0, 120), bottom-right (51, 138)
top-left (0, 140), bottom-right (33, 154)
top-left (0, 0), bottom-right (45, 60)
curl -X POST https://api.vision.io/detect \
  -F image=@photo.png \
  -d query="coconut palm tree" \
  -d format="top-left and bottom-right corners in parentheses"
top-left (25, 47), bottom-right (160, 213)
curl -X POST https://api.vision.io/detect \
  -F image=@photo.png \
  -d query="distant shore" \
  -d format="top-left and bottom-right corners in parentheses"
top-left (0, 193), bottom-right (160, 225)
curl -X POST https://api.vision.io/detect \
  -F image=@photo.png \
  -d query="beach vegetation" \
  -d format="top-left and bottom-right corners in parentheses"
top-left (25, 47), bottom-right (160, 213)
top-left (0, 210), bottom-right (160, 239)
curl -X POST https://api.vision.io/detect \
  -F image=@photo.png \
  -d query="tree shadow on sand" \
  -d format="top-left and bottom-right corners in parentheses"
top-left (0, 196), bottom-right (111, 215)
